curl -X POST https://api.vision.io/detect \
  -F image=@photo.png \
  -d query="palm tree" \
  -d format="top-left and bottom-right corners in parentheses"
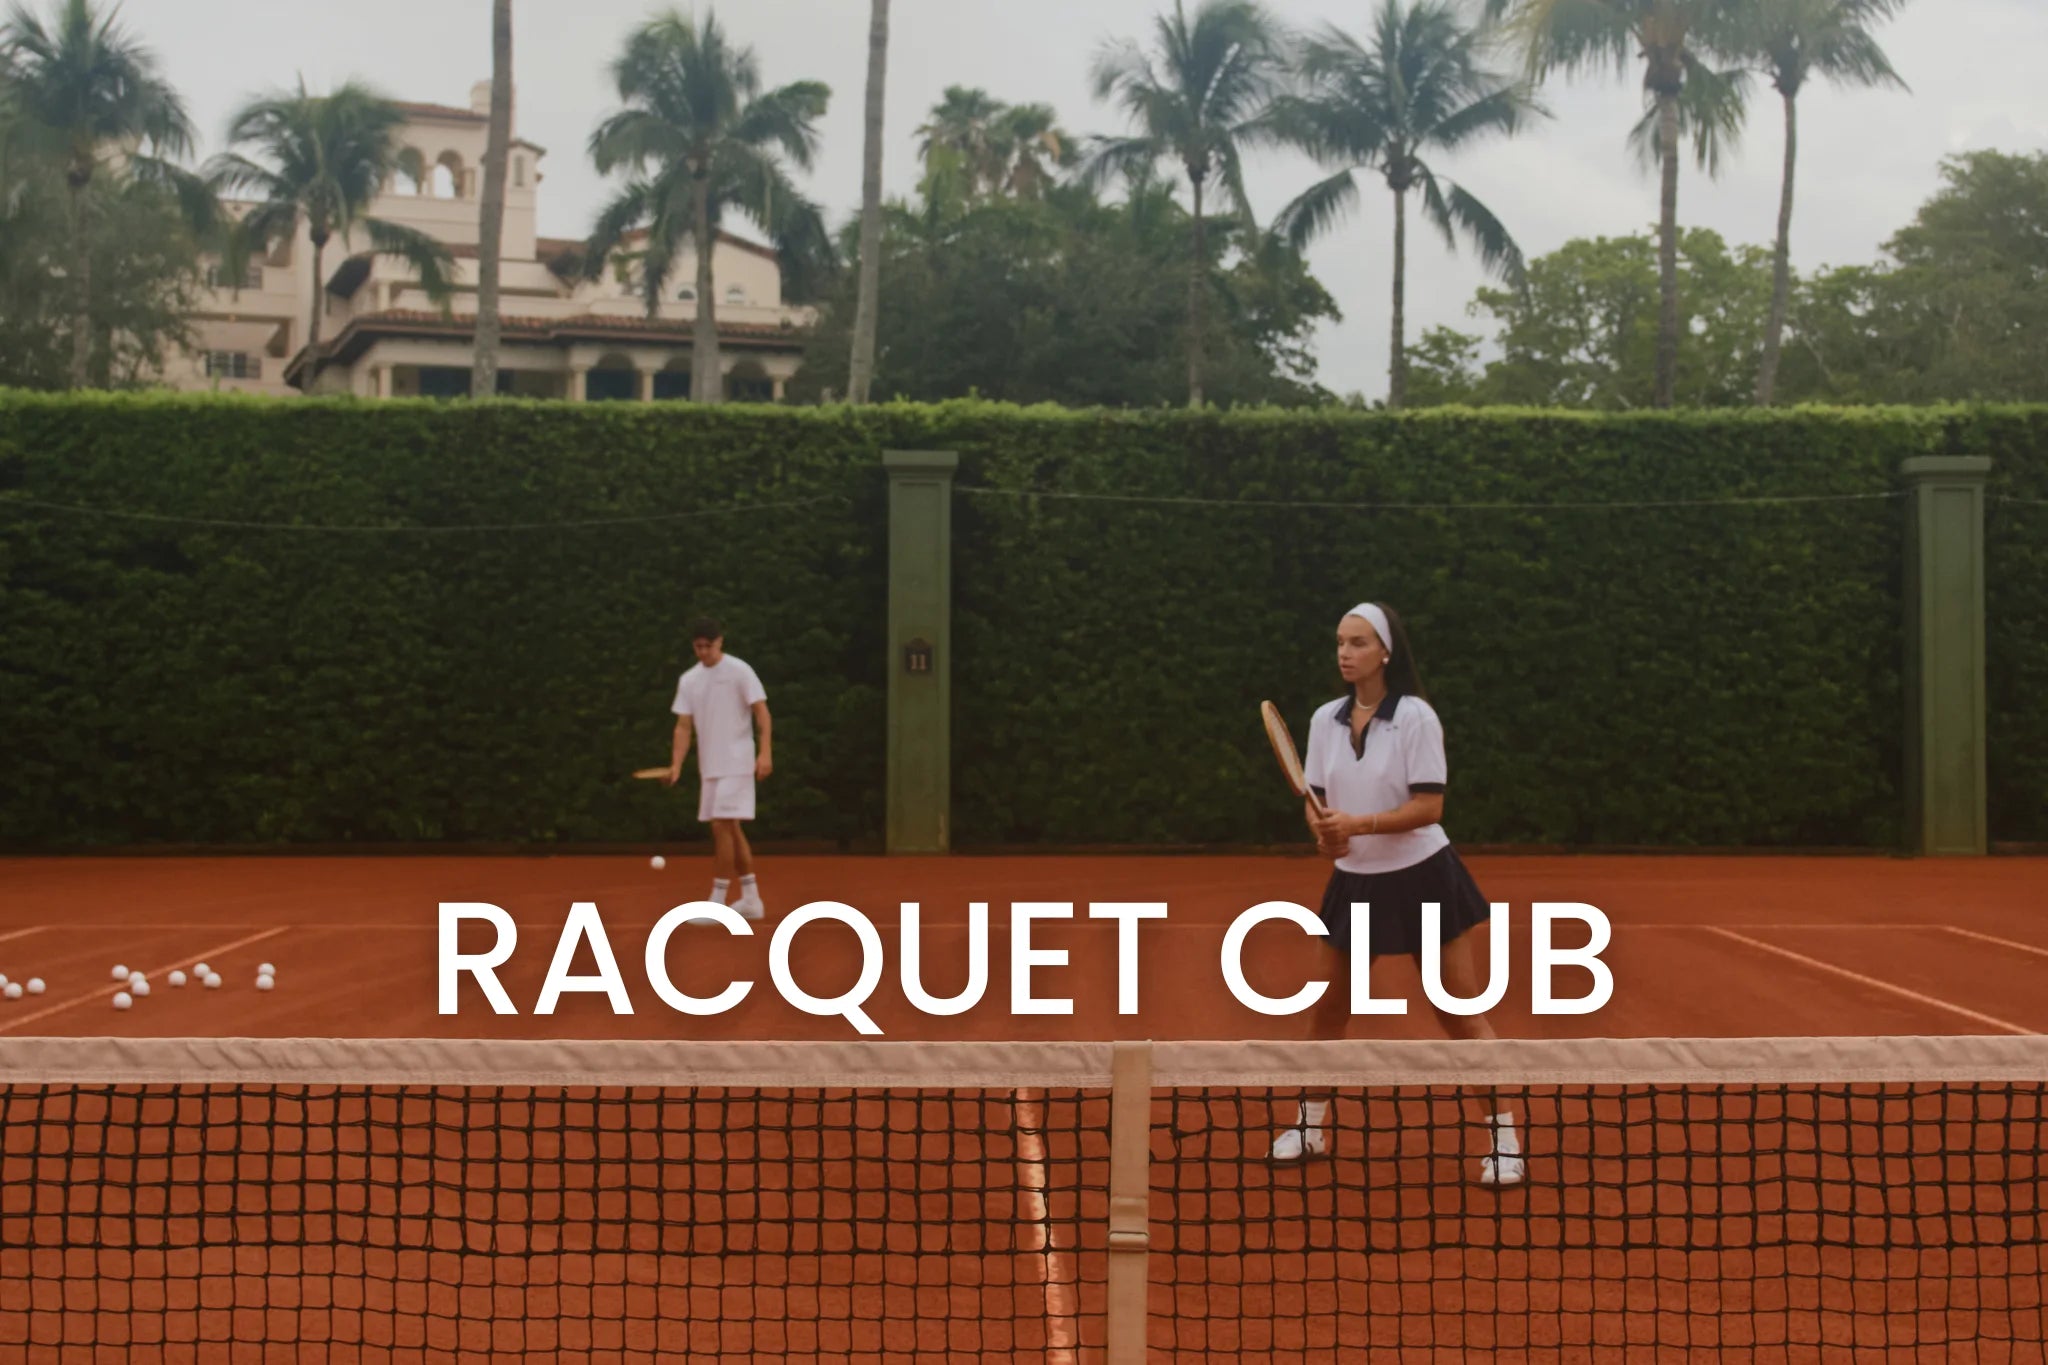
top-left (1, 0), bottom-right (198, 388)
top-left (916, 86), bottom-right (1004, 195)
top-left (1487, 0), bottom-right (1750, 408)
top-left (848, 0), bottom-right (889, 405)
top-left (1742, 0), bottom-right (1908, 404)
top-left (915, 90), bottom-right (1075, 201)
top-left (207, 80), bottom-right (458, 387)
top-left (473, 0), bottom-right (514, 398)
top-left (1269, 0), bottom-right (1538, 407)
top-left (1086, 0), bottom-right (1286, 408)
top-left (586, 9), bottom-right (832, 405)
top-left (989, 103), bottom-right (1076, 198)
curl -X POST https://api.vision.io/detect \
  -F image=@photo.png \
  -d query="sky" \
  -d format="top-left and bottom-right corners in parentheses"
top-left (125, 0), bottom-right (2048, 402)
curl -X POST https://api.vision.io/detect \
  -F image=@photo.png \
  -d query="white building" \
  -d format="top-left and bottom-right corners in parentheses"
top-left (170, 82), bottom-right (811, 401)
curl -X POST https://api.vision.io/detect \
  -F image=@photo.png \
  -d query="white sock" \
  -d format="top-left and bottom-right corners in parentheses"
top-left (1300, 1100), bottom-right (1328, 1128)
top-left (1488, 1111), bottom-right (1521, 1157)
top-left (740, 874), bottom-right (758, 896)
top-left (711, 879), bottom-right (731, 905)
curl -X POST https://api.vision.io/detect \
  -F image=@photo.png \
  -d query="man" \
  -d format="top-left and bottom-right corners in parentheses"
top-left (665, 617), bottom-right (772, 919)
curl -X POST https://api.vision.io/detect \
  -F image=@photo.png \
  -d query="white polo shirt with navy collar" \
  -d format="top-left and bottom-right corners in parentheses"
top-left (1303, 690), bottom-right (1451, 875)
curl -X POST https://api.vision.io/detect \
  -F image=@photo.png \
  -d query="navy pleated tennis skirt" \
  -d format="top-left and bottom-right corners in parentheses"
top-left (1317, 845), bottom-right (1492, 958)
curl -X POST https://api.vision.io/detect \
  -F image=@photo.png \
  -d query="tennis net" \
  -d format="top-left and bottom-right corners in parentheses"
top-left (0, 1035), bottom-right (2042, 1363)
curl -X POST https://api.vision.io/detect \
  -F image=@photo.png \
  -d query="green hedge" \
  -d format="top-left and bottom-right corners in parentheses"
top-left (1984, 411), bottom-right (2048, 844)
top-left (3, 393), bottom-right (2042, 851)
top-left (0, 393), bottom-right (888, 848)
top-left (917, 406), bottom-right (1919, 848)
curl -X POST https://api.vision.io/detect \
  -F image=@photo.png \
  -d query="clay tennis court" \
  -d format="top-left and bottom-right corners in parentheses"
top-left (2, 851), bottom-right (2044, 1362)
top-left (4, 851), bottom-right (2047, 1040)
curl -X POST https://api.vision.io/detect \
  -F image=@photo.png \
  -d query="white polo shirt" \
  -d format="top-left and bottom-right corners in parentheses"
top-left (672, 656), bottom-right (767, 779)
top-left (1303, 691), bottom-right (1451, 874)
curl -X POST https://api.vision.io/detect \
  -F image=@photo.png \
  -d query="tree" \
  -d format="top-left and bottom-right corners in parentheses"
top-left (988, 103), bottom-right (1076, 198)
top-left (207, 80), bottom-right (458, 387)
top-left (1395, 324), bottom-right (1486, 406)
top-left (1487, 0), bottom-right (1749, 407)
top-left (1, 0), bottom-right (203, 388)
top-left (847, 0), bottom-right (888, 405)
top-left (1870, 150), bottom-right (2048, 401)
top-left (793, 172), bottom-right (1338, 407)
top-left (586, 9), bottom-right (833, 405)
top-left (915, 88), bottom-right (1075, 201)
top-left (1085, 0), bottom-right (1286, 408)
top-left (1269, 0), bottom-right (1537, 406)
top-left (1401, 151), bottom-right (2048, 409)
top-left (0, 123), bottom-right (204, 389)
top-left (1416, 228), bottom-right (1776, 408)
top-left (473, 0), bottom-right (514, 398)
top-left (916, 86), bottom-right (1004, 195)
top-left (1738, 0), bottom-right (1908, 405)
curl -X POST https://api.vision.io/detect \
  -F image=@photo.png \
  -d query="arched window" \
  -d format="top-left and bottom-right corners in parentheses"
top-left (432, 151), bottom-right (466, 199)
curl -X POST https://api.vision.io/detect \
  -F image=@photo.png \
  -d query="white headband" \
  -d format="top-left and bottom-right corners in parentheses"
top-left (1344, 602), bottom-right (1393, 658)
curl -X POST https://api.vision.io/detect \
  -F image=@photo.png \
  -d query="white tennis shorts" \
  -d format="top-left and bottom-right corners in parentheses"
top-left (698, 775), bottom-right (756, 822)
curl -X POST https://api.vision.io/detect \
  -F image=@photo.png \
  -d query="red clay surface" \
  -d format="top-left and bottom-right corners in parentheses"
top-left (2, 851), bottom-right (2044, 1362)
top-left (4, 852), bottom-right (2047, 1041)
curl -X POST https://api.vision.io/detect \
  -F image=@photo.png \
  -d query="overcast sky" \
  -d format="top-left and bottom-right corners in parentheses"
top-left (131, 0), bottom-right (2048, 401)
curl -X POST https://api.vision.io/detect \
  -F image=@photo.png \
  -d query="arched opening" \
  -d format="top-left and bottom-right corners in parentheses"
top-left (584, 352), bottom-right (639, 402)
top-left (726, 357), bottom-right (773, 404)
top-left (396, 150), bottom-right (429, 196)
top-left (653, 356), bottom-right (691, 401)
top-left (432, 151), bottom-right (466, 199)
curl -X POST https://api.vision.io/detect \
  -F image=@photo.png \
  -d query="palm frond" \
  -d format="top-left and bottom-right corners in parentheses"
top-left (731, 80), bottom-right (830, 170)
top-left (1418, 167), bottom-right (1525, 284)
top-left (581, 178), bottom-right (659, 282)
top-left (126, 153), bottom-right (221, 237)
top-left (361, 217), bottom-right (459, 307)
top-left (589, 109), bottom-right (689, 176)
top-left (1076, 134), bottom-right (1165, 194)
top-left (1271, 168), bottom-right (1362, 251)
top-left (1626, 58), bottom-right (1751, 177)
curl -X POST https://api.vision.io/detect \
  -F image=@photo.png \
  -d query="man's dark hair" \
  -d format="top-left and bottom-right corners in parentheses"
top-left (690, 617), bottom-right (723, 643)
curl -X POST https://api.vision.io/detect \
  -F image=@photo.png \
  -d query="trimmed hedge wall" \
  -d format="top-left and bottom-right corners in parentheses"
top-left (1984, 412), bottom-right (2048, 844)
top-left (874, 402), bottom-right (2044, 848)
top-left (924, 407), bottom-right (1918, 849)
top-left (2, 393), bottom-right (2042, 850)
top-left (0, 393), bottom-right (888, 848)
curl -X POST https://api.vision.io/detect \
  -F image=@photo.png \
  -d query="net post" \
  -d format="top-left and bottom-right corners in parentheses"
top-left (1104, 1039), bottom-right (1154, 1365)
top-left (1900, 455), bottom-right (1992, 855)
top-left (883, 450), bottom-right (957, 854)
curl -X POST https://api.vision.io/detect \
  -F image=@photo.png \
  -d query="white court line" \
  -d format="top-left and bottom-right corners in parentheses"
top-left (1705, 927), bottom-right (2034, 1035)
top-left (1943, 926), bottom-right (2048, 961)
top-left (0, 926), bottom-right (47, 945)
top-left (1011, 1089), bottom-right (1080, 1365)
top-left (0, 926), bottom-right (292, 1034)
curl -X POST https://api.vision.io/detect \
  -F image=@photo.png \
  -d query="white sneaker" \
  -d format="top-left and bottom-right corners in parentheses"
top-left (1480, 1151), bottom-right (1526, 1187)
top-left (733, 894), bottom-right (765, 921)
top-left (1270, 1125), bottom-right (1327, 1162)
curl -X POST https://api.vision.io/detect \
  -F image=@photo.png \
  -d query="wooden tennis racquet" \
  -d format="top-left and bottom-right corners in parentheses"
top-left (1260, 700), bottom-right (1326, 817)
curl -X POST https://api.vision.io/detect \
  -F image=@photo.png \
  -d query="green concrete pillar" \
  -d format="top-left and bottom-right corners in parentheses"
top-left (884, 451), bottom-right (958, 853)
top-left (1901, 456), bottom-right (1993, 856)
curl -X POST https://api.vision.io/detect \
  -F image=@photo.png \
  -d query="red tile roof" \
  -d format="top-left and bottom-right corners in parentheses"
top-left (350, 308), bottom-right (802, 340)
top-left (284, 307), bottom-right (806, 385)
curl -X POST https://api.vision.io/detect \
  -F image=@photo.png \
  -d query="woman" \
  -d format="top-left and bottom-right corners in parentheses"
top-left (1271, 601), bottom-right (1523, 1186)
